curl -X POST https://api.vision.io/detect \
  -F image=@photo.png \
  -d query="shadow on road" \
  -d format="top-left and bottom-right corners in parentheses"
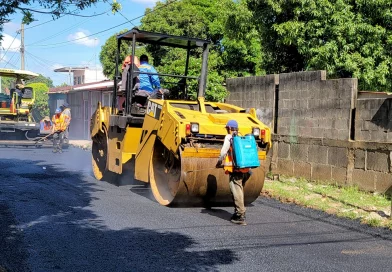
top-left (0, 156), bottom-right (238, 272)
top-left (200, 208), bottom-right (233, 221)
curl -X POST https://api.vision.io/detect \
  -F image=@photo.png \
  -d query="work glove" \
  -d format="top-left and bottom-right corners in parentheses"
top-left (216, 159), bottom-right (223, 168)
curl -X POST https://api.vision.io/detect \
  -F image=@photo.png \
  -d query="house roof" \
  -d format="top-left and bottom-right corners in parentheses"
top-left (48, 85), bottom-right (72, 94)
top-left (48, 80), bottom-right (114, 94)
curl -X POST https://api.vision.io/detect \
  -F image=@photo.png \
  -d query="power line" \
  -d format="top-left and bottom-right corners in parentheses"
top-left (25, 0), bottom-right (180, 48)
top-left (15, 6), bottom-right (110, 18)
top-left (27, 17), bottom-right (92, 46)
top-left (105, 0), bottom-right (136, 28)
top-left (25, 51), bottom-right (54, 71)
top-left (0, 31), bottom-right (20, 62)
top-left (5, 60), bottom-right (18, 69)
top-left (25, 49), bottom-right (79, 68)
top-left (23, 7), bottom-right (81, 31)
top-left (22, 0), bottom-right (113, 31)
top-left (4, 50), bottom-right (17, 68)
top-left (26, 6), bottom-right (113, 46)
top-left (27, 21), bottom-right (127, 48)
top-left (6, 54), bottom-right (20, 69)
top-left (25, 51), bottom-right (70, 83)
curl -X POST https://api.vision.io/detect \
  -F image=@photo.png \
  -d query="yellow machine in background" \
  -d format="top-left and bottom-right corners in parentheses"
top-left (90, 29), bottom-right (271, 206)
top-left (0, 68), bottom-right (40, 140)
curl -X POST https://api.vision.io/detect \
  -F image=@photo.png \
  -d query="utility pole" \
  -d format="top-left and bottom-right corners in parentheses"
top-left (94, 38), bottom-right (98, 81)
top-left (20, 23), bottom-right (25, 70)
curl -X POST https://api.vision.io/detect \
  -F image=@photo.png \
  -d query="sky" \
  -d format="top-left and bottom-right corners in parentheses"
top-left (0, 0), bottom-right (160, 86)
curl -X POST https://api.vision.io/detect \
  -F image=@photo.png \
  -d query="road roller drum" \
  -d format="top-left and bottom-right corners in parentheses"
top-left (149, 143), bottom-right (266, 206)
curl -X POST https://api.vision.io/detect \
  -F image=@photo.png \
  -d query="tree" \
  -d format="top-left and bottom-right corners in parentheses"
top-left (26, 82), bottom-right (49, 121)
top-left (247, 0), bottom-right (392, 91)
top-left (99, 29), bottom-right (148, 80)
top-left (99, 0), bottom-right (262, 101)
top-left (0, 0), bottom-right (121, 37)
top-left (26, 74), bottom-right (54, 88)
top-left (0, 76), bottom-right (12, 93)
top-left (139, 0), bottom-right (263, 101)
top-left (56, 82), bottom-right (69, 87)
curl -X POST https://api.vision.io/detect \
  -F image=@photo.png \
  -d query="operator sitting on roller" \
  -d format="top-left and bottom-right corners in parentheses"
top-left (137, 54), bottom-right (166, 99)
top-left (51, 108), bottom-right (67, 153)
top-left (14, 83), bottom-right (24, 108)
top-left (216, 120), bottom-right (251, 226)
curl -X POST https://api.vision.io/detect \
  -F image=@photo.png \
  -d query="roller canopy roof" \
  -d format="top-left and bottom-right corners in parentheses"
top-left (117, 28), bottom-right (211, 49)
top-left (0, 68), bottom-right (39, 79)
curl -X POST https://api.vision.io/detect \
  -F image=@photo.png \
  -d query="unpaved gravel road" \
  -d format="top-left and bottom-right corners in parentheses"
top-left (1, 147), bottom-right (392, 272)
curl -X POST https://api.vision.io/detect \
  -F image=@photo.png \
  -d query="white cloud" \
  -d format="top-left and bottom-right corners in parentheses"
top-left (3, 22), bottom-right (20, 33)
top-left (0, 33), bottom-right (21, 52)
top-left (67, 31), bottom-right (99, 47)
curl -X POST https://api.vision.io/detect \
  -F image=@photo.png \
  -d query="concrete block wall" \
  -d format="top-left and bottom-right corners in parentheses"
top-left (278, 71), bottom-right (357, 140)
top-left (226, 74), bottom-right (278, 130)
top-left (226, 70), bottom-right (392, 193)
top-left (270, 135), bottom-right (392, 194)
top-left (356, 95), bottom-right (392, 142)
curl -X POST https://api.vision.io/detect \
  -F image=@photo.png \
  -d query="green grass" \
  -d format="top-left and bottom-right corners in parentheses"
top-left (263, 175), bottom-right (392, 230)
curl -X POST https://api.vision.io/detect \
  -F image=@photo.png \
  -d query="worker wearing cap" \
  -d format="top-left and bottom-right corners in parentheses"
top-left (61, 102), bottom-right (71, 142)
top-left (216, 120), bottom-right (251, 226)
top-left (137, 54), bottom-right (169, 99)
top-left (52, 108), bottom-right (67, 153)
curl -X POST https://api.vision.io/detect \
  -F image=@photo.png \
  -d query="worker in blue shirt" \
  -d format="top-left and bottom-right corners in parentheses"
top-left (138, 54), bottom-right (163, 98)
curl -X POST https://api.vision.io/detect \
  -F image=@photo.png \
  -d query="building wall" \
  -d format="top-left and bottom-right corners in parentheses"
top-left (356, 96), bottom-right (392, 142)
top-left (67, 91), bottom-right (84, 139)
top-left (226, 70), bottom-right (392, 194)
top-left (84, 69), bottom-right (107, 84)
top-left (271, 135), bottom-right (392, 194)
top-left (226, 75), bottom-right (277, 130)
top-left (277, 71), bottom-right (357, 140)
top-left (72, 69), bottom-right (107, 85)
top-left (65, 90), bottom-right (111, 140)
top-left (48, 93), bottom-right (67, 116)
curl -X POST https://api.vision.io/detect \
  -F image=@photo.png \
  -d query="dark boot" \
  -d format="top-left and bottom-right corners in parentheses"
top-left (230, 214), bottom-right (247, 226)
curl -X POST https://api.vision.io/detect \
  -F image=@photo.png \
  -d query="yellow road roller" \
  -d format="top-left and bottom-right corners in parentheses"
top-left (0, 68), bottom-right (40, 141)
top-left (90, 28), bottom-right (272, 206)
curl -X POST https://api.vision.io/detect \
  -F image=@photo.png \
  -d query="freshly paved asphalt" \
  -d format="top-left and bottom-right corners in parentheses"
top-left (1, 147), bottom-right (392, 272)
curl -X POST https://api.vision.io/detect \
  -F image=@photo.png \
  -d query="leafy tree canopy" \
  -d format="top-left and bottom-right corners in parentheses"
top-left (247, 0), bottom-right (392, 91)
top-left (56, 82), bottom-right (69, 87)
top-left (99, 29), bottom-right (147, 80)
top-left (100, 0), bottom-right (263, 101)
top-left (26, 74), bottom-right (54, 88)
top-left (0, 76), bottom-right (12, 93)
top-left (26, 82), bottom-right (49, 121)
top-left (139, 0), bottom-right (263, 101)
